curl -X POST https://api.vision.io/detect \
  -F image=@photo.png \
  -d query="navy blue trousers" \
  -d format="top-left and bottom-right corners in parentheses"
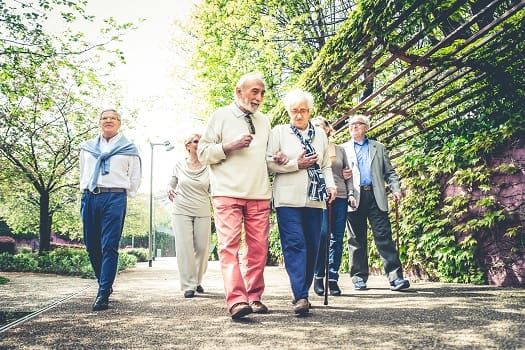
top-left (276, 206), bottom-right (323, 303)
top-left (81, 191), bottom-right (127, 297)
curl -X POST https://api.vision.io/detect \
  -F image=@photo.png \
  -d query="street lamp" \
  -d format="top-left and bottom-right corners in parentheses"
top-left (149, 140), bottom-right (174, 267)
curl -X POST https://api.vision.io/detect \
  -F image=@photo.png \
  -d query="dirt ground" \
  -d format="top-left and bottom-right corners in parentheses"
top-left (1, 257), bottom-right (524, 349)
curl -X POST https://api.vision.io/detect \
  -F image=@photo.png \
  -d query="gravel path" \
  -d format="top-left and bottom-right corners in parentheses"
top-left (1, 257), bottom-right (524, 349)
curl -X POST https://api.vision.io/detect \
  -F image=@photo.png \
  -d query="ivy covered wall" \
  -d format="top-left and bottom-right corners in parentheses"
top-left (277, 0), bottom-right (525, 286)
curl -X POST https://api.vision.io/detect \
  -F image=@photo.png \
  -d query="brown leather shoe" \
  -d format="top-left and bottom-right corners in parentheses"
top-left (294, 298), bottom-right (310, 316)
top-left (249, 301), bottom-right (268, 314)
top-left (229, 302), bottom-right (252, 319)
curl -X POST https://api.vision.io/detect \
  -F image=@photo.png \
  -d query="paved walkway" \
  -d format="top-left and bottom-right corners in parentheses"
top-left (1, 257), bottom-right (524, 349)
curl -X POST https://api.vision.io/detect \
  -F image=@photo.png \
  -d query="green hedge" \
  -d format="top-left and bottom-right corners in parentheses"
top-left (0, 247), bottom-right (137, 278)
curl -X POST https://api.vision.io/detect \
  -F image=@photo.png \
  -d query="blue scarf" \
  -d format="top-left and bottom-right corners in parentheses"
top-left (290, 122), bottom-right (328, 202)
top-left (81, 135), bottom-right (141, 191)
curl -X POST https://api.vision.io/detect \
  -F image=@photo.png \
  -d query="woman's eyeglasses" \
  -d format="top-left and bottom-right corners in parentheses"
top-left (192, 139), bottom-right (199, 144)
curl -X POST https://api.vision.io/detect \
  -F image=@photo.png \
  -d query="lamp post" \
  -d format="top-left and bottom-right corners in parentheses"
top-left (149, 140), bottom-right (174, 267)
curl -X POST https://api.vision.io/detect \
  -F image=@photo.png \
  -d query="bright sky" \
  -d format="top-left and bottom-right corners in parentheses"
top-left (84, 0), bottom-right (205, 193)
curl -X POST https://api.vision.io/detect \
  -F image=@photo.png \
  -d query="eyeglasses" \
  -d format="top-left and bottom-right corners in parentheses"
top-left (349, 122), bottom-right (366, 127)
top-left (290, 108), bottom-right (310, 116)
top-left (244, 114), bottom-right (256, 134)
top-left (192, 139), bottom-right (199, 144)
top-left (100, 116), bottom-right (120, 121)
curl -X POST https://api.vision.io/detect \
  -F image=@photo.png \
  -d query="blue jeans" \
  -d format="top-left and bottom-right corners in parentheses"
top-left (314, 197), bottom-right (348, 281)
top-left (276, 206), bottom-right (322, 302)
top-left (81, 191), bottom-right (127, 297)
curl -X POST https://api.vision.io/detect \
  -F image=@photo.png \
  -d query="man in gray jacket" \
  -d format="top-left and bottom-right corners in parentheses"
top-left (343, 114), bottom-right (410, 291)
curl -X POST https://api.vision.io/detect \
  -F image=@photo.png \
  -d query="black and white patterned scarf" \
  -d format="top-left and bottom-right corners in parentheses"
top-left (290, 122), bottom-right (329, 202)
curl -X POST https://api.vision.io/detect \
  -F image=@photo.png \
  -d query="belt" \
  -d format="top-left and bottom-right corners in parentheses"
top-left (84, 187), bottom-right (126, 194)
top-left (360, 185), bottom-right (373, 191)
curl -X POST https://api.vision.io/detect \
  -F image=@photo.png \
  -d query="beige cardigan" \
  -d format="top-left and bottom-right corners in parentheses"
top-left (266, 124), bottom-right (335, 208)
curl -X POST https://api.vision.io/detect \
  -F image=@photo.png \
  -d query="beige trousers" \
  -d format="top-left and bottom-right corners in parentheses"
top-left (172, 214), bottom-right (211, 292)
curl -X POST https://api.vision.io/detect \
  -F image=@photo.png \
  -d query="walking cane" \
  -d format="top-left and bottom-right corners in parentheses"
top-left (324, 201), bottom-right (332, 306)
top-left (394, 199), bottom-right (400, 252)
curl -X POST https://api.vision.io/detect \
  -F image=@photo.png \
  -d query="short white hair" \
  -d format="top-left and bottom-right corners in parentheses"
top-left (348, 114), bottom-right (371, 128)
top-left (234, 72), bottom-right (266, 98)
top-left (283, 89), bottom-right (314, 112)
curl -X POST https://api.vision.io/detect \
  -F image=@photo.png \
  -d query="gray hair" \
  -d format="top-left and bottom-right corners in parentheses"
top-left (234, 72), bottom-right (266, 99)
top-left (283, 89), bottom-right (314, 112)
top-left (348, 114), bottom-right (370, 128)
top-left (99, 108), bottom-right (121, 121)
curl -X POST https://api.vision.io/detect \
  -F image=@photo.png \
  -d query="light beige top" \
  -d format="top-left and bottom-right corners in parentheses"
top-left (168, 158), bottom-right (211, 217)
top-left (197, 103), bottom-right (272, 200)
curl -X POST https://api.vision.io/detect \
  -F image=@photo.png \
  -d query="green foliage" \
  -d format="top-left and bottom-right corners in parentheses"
top-left (0, 247), bottom-right (137, 278)
top-left (123, 248), bottom-right (148, 262)
top-left (38, 248), bottom-right (94, 277)
top-left (394, 108), bottom-right (524, 284)
top-left (267, 212), bottom-right (282, 266)
top-left (0, 276), bottom-right (8, 284)
top-left (0, 0), bottom-right (136, 250)
top-left (209, 232), bottom-right (219, 261)
top-left (0, 252), bottom-right (39, 272)
top-left (117, 252), bottom-right (138, 273)
top-left (16, 245), bottom-right (33, 254)
top-left (187, 0), bottom-right (354, 115)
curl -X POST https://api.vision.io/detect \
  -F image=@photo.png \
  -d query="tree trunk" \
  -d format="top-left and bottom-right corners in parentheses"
top-left (39, 191), bottom-right (52, 252)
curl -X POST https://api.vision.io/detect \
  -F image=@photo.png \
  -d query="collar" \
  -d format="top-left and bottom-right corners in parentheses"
top-left (354, 137), bottom-right (368, 146)
top-left (100, 132), bottom-right (122, 144)
top-left (230, 103), bottom-right (252, 118)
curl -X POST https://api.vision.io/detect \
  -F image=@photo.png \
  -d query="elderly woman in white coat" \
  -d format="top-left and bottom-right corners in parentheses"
top-left (267, 89), bottom-right (337, 316)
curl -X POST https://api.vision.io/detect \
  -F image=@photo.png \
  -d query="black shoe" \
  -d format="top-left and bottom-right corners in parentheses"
top-left (184, 290), bottom-right (195, 298)
top-left (92, 296), bottom-right (109, 311)
top-left (329, 280), bottom-right (342, 296)
top-left (390, 278), bottom-right (410, 291)
top-left (313, 278), bottom-right (324, 296)
top-left (196, 285), bottom-right (204, 294)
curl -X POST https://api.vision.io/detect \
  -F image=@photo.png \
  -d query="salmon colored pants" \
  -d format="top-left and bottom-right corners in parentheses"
top-left (212, 196), bottom-right (270, 310)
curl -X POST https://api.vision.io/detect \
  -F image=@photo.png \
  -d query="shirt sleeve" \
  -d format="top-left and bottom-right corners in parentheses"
top-left (127, 155), bottom-right (142, 197)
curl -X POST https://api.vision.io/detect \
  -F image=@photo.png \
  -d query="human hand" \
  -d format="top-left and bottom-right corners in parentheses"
top-left (342, 167), bottom-right (352, 180)
top-left (273, 151), bottom-right (289, 165)
top-left (348, 195), bottom-right (357, 209)
top-left (167, 187), bottom-right (176, 202)
top-left (392, 191), bottom-right (402, 203)
top-left (327, 187), bottom-right (337, 203)
top-left (224, 133), bottom-right (253, 153)
top-left (297, 150), bottom-right (318, 169)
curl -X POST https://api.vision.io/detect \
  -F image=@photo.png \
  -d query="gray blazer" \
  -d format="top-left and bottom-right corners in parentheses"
top-left (342, 139), bottom-right (401, 212)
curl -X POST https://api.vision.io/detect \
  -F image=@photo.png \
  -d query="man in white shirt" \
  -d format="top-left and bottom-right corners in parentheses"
top-left (79, 109), bottom-right (141, 311)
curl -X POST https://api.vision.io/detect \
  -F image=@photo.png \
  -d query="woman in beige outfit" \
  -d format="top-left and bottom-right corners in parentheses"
top-left (167, 133), bottom-right (211, 298)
